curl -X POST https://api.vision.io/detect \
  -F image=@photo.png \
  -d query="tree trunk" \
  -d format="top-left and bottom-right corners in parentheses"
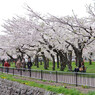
top-left (67, 50), bottom-right (72, 71)
top-left (89, 52), bottom-right (93, 65)
top-left (75, 50), bottom-right (83, 68)
top-left (60, 56), bottom-right (67, 71)
top-left (51, 54), bottom-right (55, 70)
top-left (56, 54), bottom-right (59, 68)
top-left (35, 55), bottom-right (39, 68)
top-left (60, 56), bottom-right (64, 71)
top-left (21, 53), bottom-right (24, 60)
top-left (59, 52), bottom-right (67, 71)
top-left (46, 58), bottom-right (49, 67)
top-left (43, 55), bottom-right (48, 69)
top-left (37, 55), bottom-right (39, 68)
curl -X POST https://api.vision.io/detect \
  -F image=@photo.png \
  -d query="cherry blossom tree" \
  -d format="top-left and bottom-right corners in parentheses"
top-left (2, 4), bottom-right (95, 71)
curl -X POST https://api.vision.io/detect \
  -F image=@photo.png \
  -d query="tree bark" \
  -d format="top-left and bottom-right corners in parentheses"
top-left (74, 50), bottom-right (83, 67)
top-left (46, 58), bottom-right (49, 67)
top-left (42, 54), bottom-right (48, 69)
top-left (66, 41), bottom-right (83, 68)
top-left (59, 51), bottom-right (67, 71)
top-left (56, 54), bottom-right (59, 68)
top-left (60, 55), bottom-right (67, 71)
top-left (67, 50), bottom-right (72, 71)
top-left (35, 55), bottom-right (39, 68)
top-left (51, 54), bottom-right (55, 70)
top-left (89, 52), bottom-right (93, 65)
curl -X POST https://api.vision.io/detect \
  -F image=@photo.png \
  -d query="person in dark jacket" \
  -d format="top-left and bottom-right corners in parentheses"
top-left (74, 66), bottom-right (79, 72)
top-left (27, 57), bottom-right (32, 70)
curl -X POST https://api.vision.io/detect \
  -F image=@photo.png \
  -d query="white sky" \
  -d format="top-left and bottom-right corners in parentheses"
top-left (0, 0), bottom-right (94, 33)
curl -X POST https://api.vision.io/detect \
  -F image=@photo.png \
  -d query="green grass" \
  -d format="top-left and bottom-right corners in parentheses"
top-left (1, 61), bottom-right (95, 73)
top-left (26, 61), bottom-right (95, 73)
top-left (0, 72), bottom-right (94, 95)
top-left (31, 61), bottom-right (95, 73)
top-left (72, 61), bottom-right (95, 73)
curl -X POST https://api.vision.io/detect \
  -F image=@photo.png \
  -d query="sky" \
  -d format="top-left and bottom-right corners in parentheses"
top-left (0, 0), bottom-right (94, 34)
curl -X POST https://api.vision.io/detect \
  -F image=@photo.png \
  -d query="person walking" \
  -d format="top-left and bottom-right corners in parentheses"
top-left (22, 58), bottom-right (26, 71)
top-left (27, 57), bottom-right (32, 70)
top-left (16, 59), bottom-right (22, 71)
top-left (4, 60), bottom-right (10, 73)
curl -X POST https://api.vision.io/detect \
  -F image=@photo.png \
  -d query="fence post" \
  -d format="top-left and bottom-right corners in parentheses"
top-left (41, 70), bottom-right (43, 80)
top-left (56, 71), bottom-right (58, 83)
top-left (30, 69), bottom-right (31, 77)
top-left (76, 72), bottom-right (78, 86)
top-left (13, 68), bottom-right (14, 75)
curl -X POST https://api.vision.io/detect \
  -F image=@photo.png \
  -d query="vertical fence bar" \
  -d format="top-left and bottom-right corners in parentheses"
top-left (1, 67), bottom-right (95, 87)
top-left (88, 74), bottom-right (90, 86)
top-left (30, 69), bottom-right (31, 77)
top-left (41, 70), bottom-right (43, 80)
top-left (56, 71), bottom-right (58, 83)
top-left (76, 72), bottom-right (78, 86)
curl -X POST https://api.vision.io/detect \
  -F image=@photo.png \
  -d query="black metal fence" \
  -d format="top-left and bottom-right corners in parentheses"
top-left (0, 66), bottom-right (95, 87)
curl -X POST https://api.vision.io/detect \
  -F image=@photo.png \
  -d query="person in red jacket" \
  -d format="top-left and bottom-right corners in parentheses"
top-left (4, 60), bottom-right (10, 72)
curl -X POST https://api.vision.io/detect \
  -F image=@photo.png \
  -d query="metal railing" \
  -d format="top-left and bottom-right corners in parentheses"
top-left (0, 66), bottom-right (95, 87)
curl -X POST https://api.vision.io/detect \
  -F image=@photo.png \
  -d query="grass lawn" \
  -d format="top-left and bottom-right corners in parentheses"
top-left (1, 72), bottom-right (95, 95)
top-left (0, 61), bottom-right (95, 73)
